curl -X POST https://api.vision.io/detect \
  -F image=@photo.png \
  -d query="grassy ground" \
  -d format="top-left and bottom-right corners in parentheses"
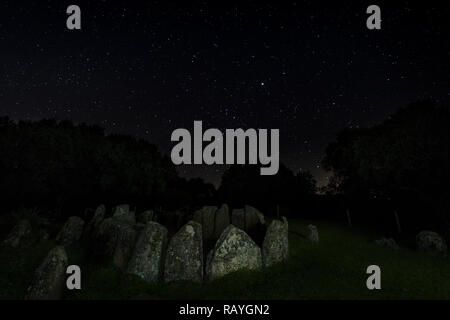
top-left (1, 218), bottom-right (450, 299)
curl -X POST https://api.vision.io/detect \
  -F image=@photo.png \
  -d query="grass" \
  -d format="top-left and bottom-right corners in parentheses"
top-left (1, 218), bottom-right (450, 299)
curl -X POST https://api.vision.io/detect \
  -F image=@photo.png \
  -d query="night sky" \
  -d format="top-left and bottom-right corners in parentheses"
top-left (1, 1), bottom-right (449, 187)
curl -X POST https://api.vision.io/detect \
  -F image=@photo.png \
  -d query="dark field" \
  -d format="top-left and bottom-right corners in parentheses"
top-left (1, 217), bottom-right (449, 300)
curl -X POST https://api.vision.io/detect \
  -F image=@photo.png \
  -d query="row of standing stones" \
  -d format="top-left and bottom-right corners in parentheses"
top-left (2, 204), bottom-right (290, 299)
top-left (2, 204), bottom-right (448, 299)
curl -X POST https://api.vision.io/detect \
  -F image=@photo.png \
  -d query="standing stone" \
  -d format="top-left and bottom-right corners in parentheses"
top-left (231, 208), bottom-right (245, 230)
top-left (84, 204), bottom-right (105, 237)
top-left (94, 218), bottom-right (133, 257)
top-left (94, 217), bottom-right (119, 256)
top-left (416, 231), bottom-right (447, 255)
top-left (193, 206), bottom-right (217, 240)
top-left (193, 209), bottom-right (203, 224)
top-left (262, 217), bottom-right (289, 267)
top-left (56, 216), bottom-right (85, 246)
top-left (138, 210), bottom-right (154, 224)
top-left (164, 221), bottom-right (203, 282)
top-left (206, 225), bottom-right (262, 281)
top-left (25, 246), bottom-right (68, 300)
top-left (113, 204), bottom-right (135, 224)
top-left (3, 219), bottom-right (32, 248)
top-left (127, 222), bottom-right (168, 283)
top-left (134, 222), bottom-right (146, 232)
top-left (245, 205), bottom-right (265, 232)
top-left (112, 224), bottom-right (137, 269)
top-left (202, 206), bottom-right (216, 240)
top-left (213, 204), bottom-right (230, 239)
top-left (306, 224), bottom-right (319, 243)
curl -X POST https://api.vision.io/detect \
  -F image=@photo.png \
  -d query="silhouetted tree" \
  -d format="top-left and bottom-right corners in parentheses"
top-left (0, 117), bottom-right (212, 217)
top-left (322, 100), bottom-right (450, 231)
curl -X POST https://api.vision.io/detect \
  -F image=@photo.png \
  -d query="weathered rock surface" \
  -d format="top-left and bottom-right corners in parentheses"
top-left (193, 206), bottom-right (217, 240)
top-left (213, 204), bottom-right (230, 239)
top-left (25, 246), bottom-right (68, 300)
top-left (84, 204), bottom-right (105, 237)
top-left (416, 231), bottom-right (447, 255)
top-left (56, 216), bottom-right (85, 246)
top-left (113, 204), bottom-right (135, 224)
top-left (306, 224), bottom-right (319, 243)
top-left (3, 219), bottom-right (32, 248)
top-left (112, 224), bottom-right (137, 269)
top-left (231, 208), bottom-right (246, 230)
top-left (206, 225), bottom-right (262, 281)
top-left (245, 205), bottom-right (265, 231)
top-left (127, 222), bottom-right (168, 283)
top-left (262, 217), bottom-right (289, 267)
top-left (138, 210), bottom-right (154, 224)
top-left (375, 238), bottom-right (399, 250)
top-left (94, 217), bottom-right (134, 258)
top-left (164, 221), bottom-right (203, 282)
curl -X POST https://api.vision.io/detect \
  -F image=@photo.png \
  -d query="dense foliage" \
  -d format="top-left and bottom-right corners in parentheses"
top-left (0, 117), bottom-right (181, 216)
top-left (322, 100), bottom-right (450, 231)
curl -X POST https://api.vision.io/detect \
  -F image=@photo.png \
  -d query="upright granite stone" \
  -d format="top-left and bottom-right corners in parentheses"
top-left (164, 221), bottom-right (203, 282)
top-left (202, 206), bottom-right (216, 240)
top-left (231, 208), bottom-right (246, 230)
top-left (262, 217), bottom-right (289, 267)
top-left (193, 206), bottom-right (217, 240)
top-left (3, 219), bottom-right (32, 248)
top-left (113, 204), bottom-right (135, 224)
top-left (206, 225), bottom-right (262, 281)
top-left (416, 231), bottom-right (447, 255)
top-left (245, 205), bottom-right (265, 232)
top-left (94, 217), bottom-right (134, 257)
top-left (213, 204), bottom-right (230, 239)
top-left (138, 210), bottom-right (154, 224)
top-left (84, 204), bottom-right (105, 237)
top-left (306, 224), bottom-right (319, 243)
top-left (56, 216), bottom-right (85, 246)
top-left (193, 209), bottom-right (202, 224)
top-left (112, 223), bottom-right (137, 269)
top-left (25, 246), bottom-right (68, 300)
top-left (127, 222), bottom-right (168, 283)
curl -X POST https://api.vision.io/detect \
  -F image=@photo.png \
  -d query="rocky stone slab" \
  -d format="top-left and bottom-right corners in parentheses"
top-left (112, 223), bottom-right (137, 269)
top-left (25, 246), bottom-right (68, 300)
top-left (245, 205), bottom-right (265, 231)
top-left (213, 204), bottom-right (230, 239)
top-left (3, 219), bottom-right (32, 248)
top-left (138, 210), bottom-right (154, 224)
top-left (417, 231), bottom-right (447, 255)
top-left (113, 204), bottom-right (135, 224)
top-left (127, 222), bottom-right (168, 283)
top-left (231, 208), bottom-right (245, 230)
top-left (164, 221), bottom-right (203, 282)
top-left (193, 206), bottom-right (217, 240)
top-left (206, 225), bottom-right (262, 281)
top-left (262, 217), bottom-right (289, 267)
top-left (84, 204), bottom-right (105, 237)
top-left (56, 216), bottom-right (85, 246)
top-left (306, 224), bottom-right (319, 243)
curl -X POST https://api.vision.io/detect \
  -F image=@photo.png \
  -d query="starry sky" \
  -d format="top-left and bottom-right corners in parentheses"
top-left (0, 1), bottom-right (449, 187)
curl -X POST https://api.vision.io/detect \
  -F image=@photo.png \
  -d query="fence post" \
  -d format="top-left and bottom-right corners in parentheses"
top-left (346, 208), bottom-right (352, 227)
top-left (394, 210), bottom-right (402, 234)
